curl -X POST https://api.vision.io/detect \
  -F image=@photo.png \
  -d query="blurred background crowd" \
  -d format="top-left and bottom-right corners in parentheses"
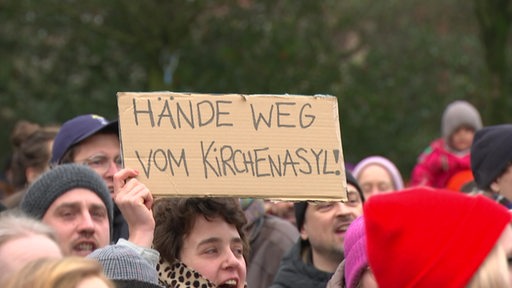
top-left (1, 0), bottom-right (512, 183)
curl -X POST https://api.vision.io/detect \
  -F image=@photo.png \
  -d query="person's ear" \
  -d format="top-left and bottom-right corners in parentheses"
top-left (300, 223), bottom-right (308, 241)
top-left (490, 180), bottom-right (501, 193)
top-left (25, 167), bottom-right (42, 185)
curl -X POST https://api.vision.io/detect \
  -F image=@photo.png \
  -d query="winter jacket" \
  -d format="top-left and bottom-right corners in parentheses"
top-left (112, 204), bottom-right (129, 242)
top-left (246, 214), bottom-right (299, 288)
top-left (409, 138), bottom-right (471, 188)
top-left (326, 260), bottom-right (346, 288)
top-left (270, 240), bottom-right (334, 288)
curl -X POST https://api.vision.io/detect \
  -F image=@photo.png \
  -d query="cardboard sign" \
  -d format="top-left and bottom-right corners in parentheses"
top-left (117, 92), bottom-right (347, 201)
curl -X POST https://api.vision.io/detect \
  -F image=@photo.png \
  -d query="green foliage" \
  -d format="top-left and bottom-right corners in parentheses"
top-left (0, 0), bottom-right (511, 181)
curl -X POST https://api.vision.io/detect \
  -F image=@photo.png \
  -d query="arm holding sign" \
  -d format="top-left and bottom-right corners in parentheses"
top-left (113, 168), bottom-right (155, 248)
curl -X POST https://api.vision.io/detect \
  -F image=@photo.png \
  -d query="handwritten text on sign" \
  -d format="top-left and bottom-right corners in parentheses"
top-left (117, 92), bottom-right (347, 200)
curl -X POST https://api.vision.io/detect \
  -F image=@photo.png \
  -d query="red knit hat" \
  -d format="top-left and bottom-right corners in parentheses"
top-left (364, 187), bottom-right (511, 288)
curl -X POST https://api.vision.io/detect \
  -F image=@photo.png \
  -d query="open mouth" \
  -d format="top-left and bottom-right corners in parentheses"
top-left (334, 223), bottom-right (350, 234)
top-left (334, 227), bottom-right (347, 234)
top-left (217, 279), bottom-right (238, 288)
top-left (73, 242), bottom-right (97, 256)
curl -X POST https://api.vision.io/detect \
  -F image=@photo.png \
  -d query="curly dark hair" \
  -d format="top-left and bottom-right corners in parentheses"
top-left (152, 197), bottom-right (249, 264)
top-left (11, 126), bottom-right (58, 190)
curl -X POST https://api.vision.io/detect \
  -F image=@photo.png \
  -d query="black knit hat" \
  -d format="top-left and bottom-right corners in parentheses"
top-left (471, 124), bottom-right (512, 190)
top-left (20, 164), bottom-right (113, 235)
top-left (294, 170), bottom-right (364, 230)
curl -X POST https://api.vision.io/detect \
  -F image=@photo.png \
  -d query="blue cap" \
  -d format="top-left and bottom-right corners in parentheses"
top-left (51, 114), bottom-right (119, 165)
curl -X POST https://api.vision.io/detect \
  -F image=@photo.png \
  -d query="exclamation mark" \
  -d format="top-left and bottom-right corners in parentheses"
top-left (333, 149), bottom-right (341, 175)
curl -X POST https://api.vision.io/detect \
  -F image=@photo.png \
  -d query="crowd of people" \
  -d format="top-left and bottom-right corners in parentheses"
top-left (0, 98), bottom-right (511, 287)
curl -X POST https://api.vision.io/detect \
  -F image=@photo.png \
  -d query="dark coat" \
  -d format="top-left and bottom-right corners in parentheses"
top-left (112, 204), bottom-right (129, 242)
top-left (270, 240), bottom-right (334, 288)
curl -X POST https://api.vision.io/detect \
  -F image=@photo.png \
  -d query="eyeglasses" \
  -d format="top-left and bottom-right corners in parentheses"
top-left (343, 189), bottom-right (364, 206)
top-left (308, 191), bottom-right (362, 210)
top-left (80, 154), bottom-right (123, 174)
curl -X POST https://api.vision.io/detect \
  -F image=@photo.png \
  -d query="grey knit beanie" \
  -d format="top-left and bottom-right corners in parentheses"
top-left (20, 164), bottom-right (113, 234)
top-left (88, 245), bottom-right (161, 288)
top-left (441, 100), bottom-right (482, 141)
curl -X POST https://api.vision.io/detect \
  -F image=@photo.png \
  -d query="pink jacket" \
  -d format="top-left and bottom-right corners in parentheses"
top-left (410, 138), bottom-right (471, 188)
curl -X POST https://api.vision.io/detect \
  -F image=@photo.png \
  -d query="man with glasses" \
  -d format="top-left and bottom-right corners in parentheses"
top-left (51, 114), bottom-right (129, 242)
top-left (271, 170), bottom-right (365, 288)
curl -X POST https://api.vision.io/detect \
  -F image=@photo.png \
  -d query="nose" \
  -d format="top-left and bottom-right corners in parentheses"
top-left (104, 159), bottom-right (120, 176)
top-left (369, 186), bottom-right (381, 196)
top-left (334, 201), bottom-right (353, 215)
top-left (77, 212), bottom-right (95, 234)
top-left (222, 250), bottom-right (241, 270)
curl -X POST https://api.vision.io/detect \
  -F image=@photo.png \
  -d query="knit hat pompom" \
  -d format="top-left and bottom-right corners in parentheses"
top-left (441, 100), bottom-right (482, 141)
top-left (21, 164), bottom-right (113, 233)
top-left (344, 216), bottom-right (368, 288)
top-left (364, 187), bottom-right (510, 288)
top-left (471, 124), bottom-right (512, 190)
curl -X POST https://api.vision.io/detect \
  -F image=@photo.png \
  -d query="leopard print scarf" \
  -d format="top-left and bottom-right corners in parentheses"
top-left (157, 257), bottom-right (215, 288)
top-left (157, 257), bottom-right (248, 288)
